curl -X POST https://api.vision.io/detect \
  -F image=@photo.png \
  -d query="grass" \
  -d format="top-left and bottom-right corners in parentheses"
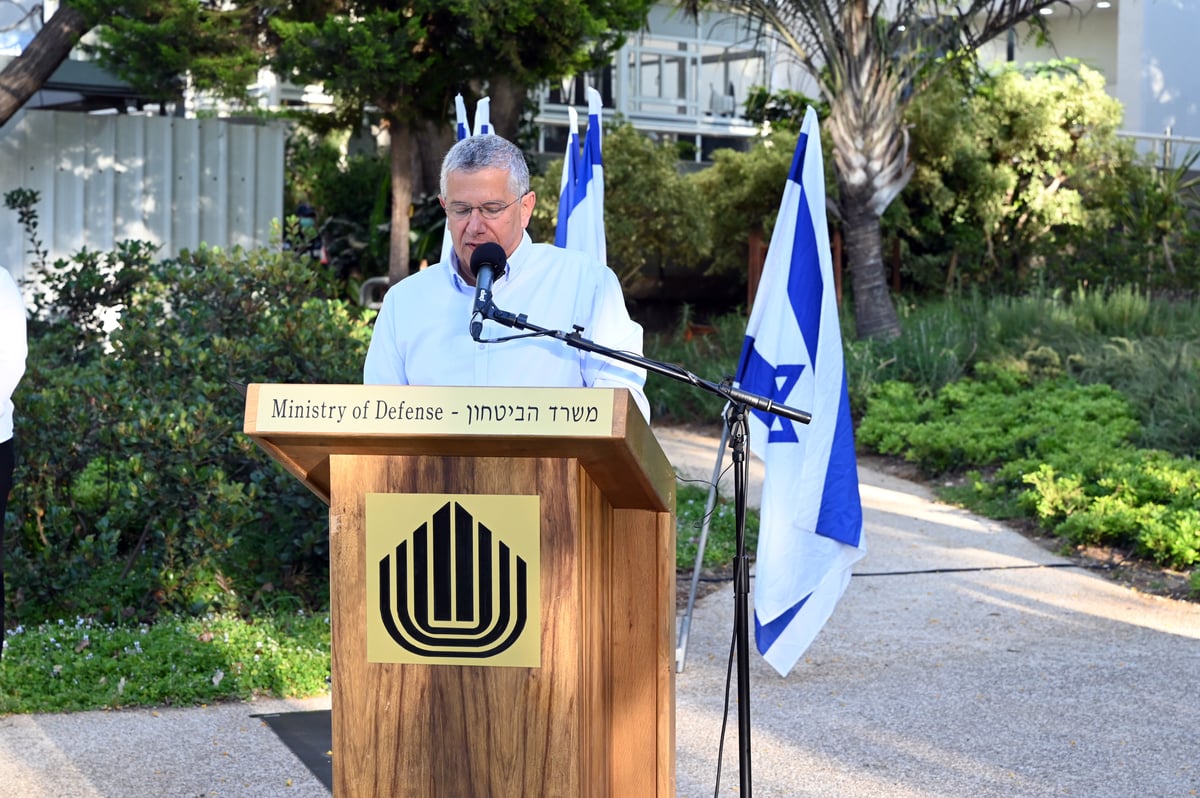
top-left (675, 483), bottom-right (760, 571)
top-left (0, 612), bottom-right (330, 714)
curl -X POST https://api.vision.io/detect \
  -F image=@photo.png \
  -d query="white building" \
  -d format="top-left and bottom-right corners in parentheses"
top-left (983, 0), bottom-right (1200, 166)
top-left (530, 1), bottom-right (1200, 165)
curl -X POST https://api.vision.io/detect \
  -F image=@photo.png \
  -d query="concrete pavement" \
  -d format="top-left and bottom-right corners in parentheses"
top-left (1, 425), bottom-right (1197, 797)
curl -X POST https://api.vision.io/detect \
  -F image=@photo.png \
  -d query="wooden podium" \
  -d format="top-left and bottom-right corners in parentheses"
top-left (243, 384), bottom-right (677, 797)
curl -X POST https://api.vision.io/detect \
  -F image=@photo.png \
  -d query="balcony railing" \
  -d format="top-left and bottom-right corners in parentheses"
top-left (1118, 128), bottom-right (1200, 171)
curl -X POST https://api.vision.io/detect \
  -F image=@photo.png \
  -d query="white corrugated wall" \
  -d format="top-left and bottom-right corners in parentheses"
top-left (0, 110), bottom-right (285, 283)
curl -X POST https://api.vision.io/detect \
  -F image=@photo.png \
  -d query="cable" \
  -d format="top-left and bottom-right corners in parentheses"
top-left (853, 562), bottom-right (1116, 576)
top-left (687, 562), bottom-right (1116, 585)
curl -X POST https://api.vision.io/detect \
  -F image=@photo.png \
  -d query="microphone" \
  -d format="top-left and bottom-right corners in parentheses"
top-left (469, 242), bottom-right (507, 339)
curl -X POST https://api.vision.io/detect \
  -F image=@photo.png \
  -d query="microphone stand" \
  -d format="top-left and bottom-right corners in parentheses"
top-left (475, 300), bottom-right (810, 797)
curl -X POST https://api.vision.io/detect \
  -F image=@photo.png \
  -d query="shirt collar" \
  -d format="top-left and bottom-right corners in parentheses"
top-left (447, 232), bottom-right (532, 290)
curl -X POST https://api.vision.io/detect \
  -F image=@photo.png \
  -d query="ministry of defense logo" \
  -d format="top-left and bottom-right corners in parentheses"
top-left (365, 493), bottom-right (541, 667)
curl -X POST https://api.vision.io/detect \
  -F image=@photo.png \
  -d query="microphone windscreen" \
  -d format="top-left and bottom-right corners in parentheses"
top-left (470, 242), bottom-right (508, 279)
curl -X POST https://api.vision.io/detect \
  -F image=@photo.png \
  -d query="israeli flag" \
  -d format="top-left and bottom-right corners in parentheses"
top-left (555, 87), bottom-right (606, 265)
top-left (734, 106), bottom-right (865, 677)
top-left (442, 95), bottom-right (493, 263)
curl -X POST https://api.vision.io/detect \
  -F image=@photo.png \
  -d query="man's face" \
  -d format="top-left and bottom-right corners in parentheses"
top-left (441, 166), bottom-right (535, 285)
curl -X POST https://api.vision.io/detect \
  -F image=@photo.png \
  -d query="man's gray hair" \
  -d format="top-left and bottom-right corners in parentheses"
top-left (439, 135), bottom-right (530, 198)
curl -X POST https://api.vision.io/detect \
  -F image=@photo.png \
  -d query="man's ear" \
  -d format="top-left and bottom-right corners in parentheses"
top-left (520, 191), bottom-right (536, 227)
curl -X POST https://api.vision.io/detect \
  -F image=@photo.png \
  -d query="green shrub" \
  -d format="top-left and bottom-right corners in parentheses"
top-left (1023, 452), bottom-right (1200, 567)
top-left (858, 360), bottom-right (1199, 571)
top-left (893, 60), bottom-right (1129, 292)
top-left (844, 295), bottom-right (986, 406)
top-left (9, 244), bottom-right (373, 628)
top-left (848, 287), bottom-right (1200, 458)
top-left (691, 127), bottom-right (806, 278)
top-left (529, 122), bottom-right (709, 293)
top-left (643, 309), bottom-right (749, 424)
top-left (284, 130), bottom-right (392, 279)
top-left (1063, 335), bottom-right (1200, 455)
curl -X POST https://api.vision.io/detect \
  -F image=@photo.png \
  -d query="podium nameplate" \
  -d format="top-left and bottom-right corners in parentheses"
top-left (248, 384), bottom-right (614, 437)
top-left (242, 382), bottom-right (673, 513)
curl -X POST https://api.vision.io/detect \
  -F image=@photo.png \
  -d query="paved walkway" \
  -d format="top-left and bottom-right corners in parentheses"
top-left (1, 426), bottom-right (1198, 797)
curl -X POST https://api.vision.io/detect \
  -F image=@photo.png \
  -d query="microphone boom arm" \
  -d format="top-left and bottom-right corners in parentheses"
top-left (482, 303), bottom-right (812, 426)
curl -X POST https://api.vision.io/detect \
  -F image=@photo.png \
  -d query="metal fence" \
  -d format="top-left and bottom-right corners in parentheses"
top-left (0, 110), bottom-right (285, 283)
top-left (1118, 127), bottom-right (1200, 171)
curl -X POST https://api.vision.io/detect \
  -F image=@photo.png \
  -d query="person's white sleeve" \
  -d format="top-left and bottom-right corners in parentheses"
top-left (362, 290), bottom-right (406, 385)
top-left (584, 267), bottom-right (650, 422)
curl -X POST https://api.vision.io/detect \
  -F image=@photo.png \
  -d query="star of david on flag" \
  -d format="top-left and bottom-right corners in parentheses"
top-left (555, 86), bottom-right (606, 265)
top-left (733, 106), bottom-right (866, 676)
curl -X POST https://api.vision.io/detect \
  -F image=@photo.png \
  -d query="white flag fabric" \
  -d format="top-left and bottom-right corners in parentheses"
top-left (733, 106), bottom-right (866, 676)
top-left (442, 94), bottom-right (492, 263)
top-left (472, 97), bottom-right (491, 136)
top-left (555, 87), bottom-right (606, 265)
top-left (454, 94), bottom-right (470, 141)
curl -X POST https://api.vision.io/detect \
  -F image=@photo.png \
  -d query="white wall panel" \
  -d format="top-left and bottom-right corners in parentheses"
top-left (0, 110), bottom-right (284, 283)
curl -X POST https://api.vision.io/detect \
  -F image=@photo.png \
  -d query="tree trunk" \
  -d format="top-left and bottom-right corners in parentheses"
top-left (0, 4), bottom-right (94, 129)
top-left (842, 199), bottom-right (901, 340)
top-left (388, 117), bottom-right (415, 283)
top-left (486, 75), bottom-right (525, 139)
top-left (413, 118), bottom-right (453, 197)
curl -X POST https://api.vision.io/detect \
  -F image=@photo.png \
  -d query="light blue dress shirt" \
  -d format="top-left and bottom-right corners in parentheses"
top-left (363, 233), bottom-right (650, 420)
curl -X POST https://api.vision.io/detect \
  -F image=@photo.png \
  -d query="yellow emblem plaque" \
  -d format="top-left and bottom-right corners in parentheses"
top-left (365, 493), bottom-right (541, 667)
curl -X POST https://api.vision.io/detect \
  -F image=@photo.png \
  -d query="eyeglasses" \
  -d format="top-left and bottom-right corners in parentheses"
top-left (444, 193), bottom-right (527, 221)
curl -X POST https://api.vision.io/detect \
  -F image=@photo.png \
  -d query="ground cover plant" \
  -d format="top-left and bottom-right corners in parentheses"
top-left (0, 612), bottom-right (330, 714)
top-left (676, 483), bottom-right (760, 572)
top-left (857, 368), bottom-right (1200, 571)
top-left (847, 287), bottom-right (1200, 596)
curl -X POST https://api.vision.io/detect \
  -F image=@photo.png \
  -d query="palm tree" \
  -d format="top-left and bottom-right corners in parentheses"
top-left (691, 0), bottom-right (1069, 339)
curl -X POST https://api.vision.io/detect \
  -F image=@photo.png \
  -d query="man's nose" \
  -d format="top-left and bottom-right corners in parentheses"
top-left (464, 209), bottom-right (489, 231)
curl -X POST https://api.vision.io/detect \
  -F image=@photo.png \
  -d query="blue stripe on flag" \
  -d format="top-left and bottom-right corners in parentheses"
top-left (555, 88), bottom-right (607, 265)
top-left (820, 370), bottom-right (864, 547)
top-left (789, 133), bottom-right (822, 369)
top-left (754, 594), bottom-right (807, 652)
top-left (554, 125), bottom-right (581, 248)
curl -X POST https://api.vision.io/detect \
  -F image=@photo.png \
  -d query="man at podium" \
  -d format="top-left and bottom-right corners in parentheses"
top-left (363, 135), bottom-right (650, 421)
